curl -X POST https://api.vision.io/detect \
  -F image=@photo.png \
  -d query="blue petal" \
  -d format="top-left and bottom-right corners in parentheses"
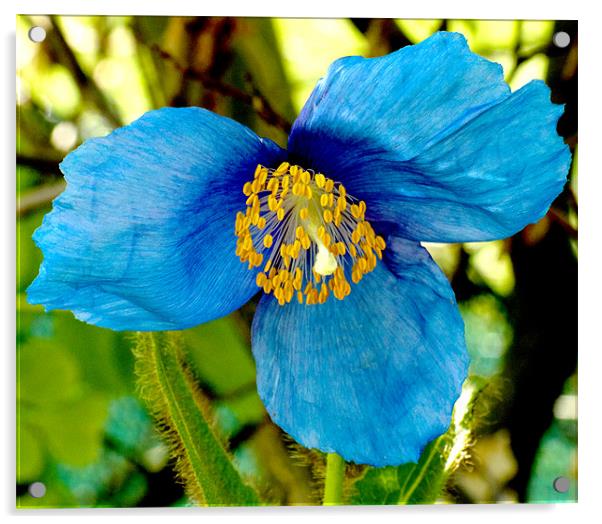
top-left (289, 32), bottom-right (509, 168)
top-left (342, 82), bottom-right (571, 242)
top-left (27, 107), bottom-right (285, 330)
top-left (251, 237), bottom-right (468, 466)
top-left (288, 31), bottom-right (570, 242)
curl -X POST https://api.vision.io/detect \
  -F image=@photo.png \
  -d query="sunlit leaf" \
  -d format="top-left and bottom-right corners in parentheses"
top-left (510, 53), bottom-right (549, 89)
top-left (465, 240), bottom-right (515, 297)
top-left (273, 18), bottom-right (366, 111)
top-left (28, 64), bottom-right (82, 119)
top-left (395, 19), bottom-right (442, 43)
top-left (521, 21), bottom-right (554, 51)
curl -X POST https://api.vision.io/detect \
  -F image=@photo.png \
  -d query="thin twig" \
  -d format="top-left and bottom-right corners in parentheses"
top-left (548, 206), bottom-right (578, 240)
top-left (151, 45), bottom-right (292, 133)
top-left (506, 21), bottom-right (551, 85)
top-left (17, 181), bottom-right (66, 217)
top-left (48, 16), bottom-right (123, 128)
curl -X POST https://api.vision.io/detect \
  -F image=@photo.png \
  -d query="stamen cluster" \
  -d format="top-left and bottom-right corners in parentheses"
top-left (234, 162), bottom-right (386, 305)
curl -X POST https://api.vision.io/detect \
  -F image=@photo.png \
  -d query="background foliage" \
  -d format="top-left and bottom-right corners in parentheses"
top-left (16, 16), bottom-right (577, 507)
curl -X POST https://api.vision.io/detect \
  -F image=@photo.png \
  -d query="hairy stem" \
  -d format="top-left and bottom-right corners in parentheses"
top-left (133, 331), bottom-right (260, 506)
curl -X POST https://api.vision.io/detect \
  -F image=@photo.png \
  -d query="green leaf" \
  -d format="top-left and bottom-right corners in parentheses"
top-left (398, 438), bottom-right (449, 504)
top-left (133, 331), bottom-right (260, 506)
top-left (272, 18), bottom-right (367, 112)
top-left (17, 425), bottom-right (45, 484)
top-left (17, 309), bottom-right (138, 486)
top-left (18, 340), bottom-right (80, 404)
top-left (351, 437), bottom-right (448, 505)
top-left (34, 394), bottom-right (109, 466)
top-left (17, 211), bottom-right (44, 293)
top-left (214, 391), bottom-right (266, 439)
top-left (51, 314), bottom-right (135, 395)
top-left (184, 316), bottom-right (256, 396)
top-left (18, 339), bottom-right (110, 468)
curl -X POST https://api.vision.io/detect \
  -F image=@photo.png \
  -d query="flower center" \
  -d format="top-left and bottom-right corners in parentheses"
top-left (234, 162), bottom-right (386, 305)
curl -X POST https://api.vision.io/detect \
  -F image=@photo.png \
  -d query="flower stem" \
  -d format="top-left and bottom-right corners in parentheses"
top-left (323, 452), bottom-right (346, 505)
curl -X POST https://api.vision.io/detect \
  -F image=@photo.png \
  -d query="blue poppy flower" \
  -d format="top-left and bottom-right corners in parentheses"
top-left (27, 32), bottom-right (570, 467)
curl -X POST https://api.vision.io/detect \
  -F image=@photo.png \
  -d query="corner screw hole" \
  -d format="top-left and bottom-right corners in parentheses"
top-left (553, 476), bottom-right (570, 493)
top-left (553, 31), bottom-right (570, 48)
top-left (28, 26), bottom-right (46, 43)
top-left (28, 481), bottom-right (46, 498)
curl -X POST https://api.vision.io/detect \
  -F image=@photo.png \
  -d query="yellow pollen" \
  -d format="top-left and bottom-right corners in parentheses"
top-left (275, 162), bottom-right (289, 175)
top-left (263, 234), bottom-right (273, 248)
top-left (234, 162), bottom-right (386, 306)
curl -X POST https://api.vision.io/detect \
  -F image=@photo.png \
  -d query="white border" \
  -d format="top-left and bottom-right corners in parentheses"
top-left (9, 0), bottom-right (586, 19)
top-left (4, 1), bottom-right (600, 523)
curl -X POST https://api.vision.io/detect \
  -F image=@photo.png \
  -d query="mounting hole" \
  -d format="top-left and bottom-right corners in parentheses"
top-left (553, 476), bottom-right (570, 493)
top-left (28, 481), bottom-right (46, 498)
top-left (553, 31), bottom-right (570, 48)
top-left (28, 26), bottom-right (46, 43)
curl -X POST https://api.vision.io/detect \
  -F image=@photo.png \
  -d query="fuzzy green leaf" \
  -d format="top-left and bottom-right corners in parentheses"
top-left (133, 332), bottom-right (260, 506)
top-left (351, 437), bottom-right (448, 505)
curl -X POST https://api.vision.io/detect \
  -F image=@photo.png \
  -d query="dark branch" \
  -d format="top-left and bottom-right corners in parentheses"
top-left (548, 206), bottom-right (578, 240)
top-left (151, 45), bottom-right (292, 133)
top-left (17, 154), bottom-right (62, 175)
top-left (48, 16), bottom-right (123, 128)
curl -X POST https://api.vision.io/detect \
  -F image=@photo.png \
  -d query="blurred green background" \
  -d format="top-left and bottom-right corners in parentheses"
top-left (16, 16), bottom-right (577, 507)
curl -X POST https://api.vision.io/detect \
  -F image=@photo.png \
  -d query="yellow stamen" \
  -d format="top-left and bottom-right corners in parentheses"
top-left (234, 163), bottom-right (385, 306)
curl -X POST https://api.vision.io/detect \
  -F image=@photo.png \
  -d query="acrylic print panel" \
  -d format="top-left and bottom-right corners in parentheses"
top-left (16, 15), bottom-right (578, 508)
